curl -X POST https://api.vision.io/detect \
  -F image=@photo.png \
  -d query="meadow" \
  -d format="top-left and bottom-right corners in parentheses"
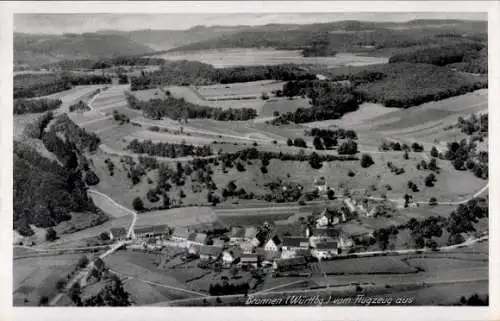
top-left (154, 48), bottom-right (388, 68)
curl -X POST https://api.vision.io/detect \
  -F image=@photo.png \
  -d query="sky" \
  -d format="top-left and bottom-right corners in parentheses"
top-left (14, 12), bottom-right (486, 34)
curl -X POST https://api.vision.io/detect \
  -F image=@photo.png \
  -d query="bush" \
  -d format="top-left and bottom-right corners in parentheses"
top-left (84, 170), bottom-right (100, 186)
top-left (338, 139), bottom-right (358, 155)
top-left (360, 154), bottom-right (374, 168)
top-left (429, 197), bottom-right (438, 206)
top-left (430, 146), bottom-right (439, 158)
top-left (425, 173), bottom-right (437, 187)
top-left (348, 170), bottom-right (355, 177)
top-left (132, 197), bottom-right (145, 211)
top-left (45, 228), bottom-right (57, 242)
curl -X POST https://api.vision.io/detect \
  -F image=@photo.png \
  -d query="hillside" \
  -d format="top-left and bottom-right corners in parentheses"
top-left (14, 32), bottom-right (155, 68)
top-left (99, 25), bottom-right (251, 51)
top-left (167, 19), bottom-right (486, 54)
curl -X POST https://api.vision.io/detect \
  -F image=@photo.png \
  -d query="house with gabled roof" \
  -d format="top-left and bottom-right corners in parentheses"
top-left (171, 226), bottom-right (191, 242)
top-left (273, 257), bottom-right (308, 272)
top-left (281, 237), bottom-right (310, 259)
top-left (311, 241), bottom-right (338, 260)
top-left (228, 226), bottom-right (245, 244)
top-left (264, 235), bottom-right (282, 252)
top-left (187, 232), bottom-right (208, 247)
top-left (222, 247), bottom-right (243, 268)
top-left (238, 253), bottom-right (259, 269)
top-left (132, 224), bottom-right (170, 240)
top-left (199, 245), bottom-right (222, 261)
top-left (109, 227), bottom-right (127, 241)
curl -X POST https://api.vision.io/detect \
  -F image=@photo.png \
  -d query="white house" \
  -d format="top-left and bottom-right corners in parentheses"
top-left (187, 233), bottom-right (208, 247)
top-left (264, 236), bottom-right (282, 252)
top-left (222, 248), bottom-right (242, 268)
top-left (311, 242), bottom-right (338, 260)
top-left (108, 227), bottom-right (127, 241)
top-left (314, 177), bottom-right (329, 194)
top-left (281, 237), bottom-right (310, 259)
top-left (229, 227), bottom-right (245, 244)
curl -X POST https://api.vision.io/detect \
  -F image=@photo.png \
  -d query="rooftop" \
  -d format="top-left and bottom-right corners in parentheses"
top-left (282, 237), bottom-right (309, 247)
top-left (199, 245), bottom-right (222, 257)
top-left (109, 227), bottom-right (127, 237)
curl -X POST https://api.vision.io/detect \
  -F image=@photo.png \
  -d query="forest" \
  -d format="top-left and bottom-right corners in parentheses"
top-left (125, 92), bottom-right (257, 121)
top-left (273, 80), bottom-right (360, 123)
top-left (13, 141), bottom-right (105, 236)
top-left (129, 61), bottom-right (315, 90)
top-left (14, 98), bottom-right (62, 115)
top-left (326, 63), bottom-right (487, 108)
top-left (388, 42), bottom-right (485, 66)
top-left (14, 73), bottom-right (112, 98)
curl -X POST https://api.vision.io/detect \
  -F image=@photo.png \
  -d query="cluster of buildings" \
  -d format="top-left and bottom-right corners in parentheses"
top-left (106, 207), bottom-right (355, 274)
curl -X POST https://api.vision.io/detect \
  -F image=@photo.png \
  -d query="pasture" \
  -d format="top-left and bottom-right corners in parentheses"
top-left (13, 254), bottom-right (82, 306)
top-left (193, 80), bottom-right (285, 99)
top-left (154, 48), bottom-right (388, 68)
top-left (318, 256), bottom-right (417, 275)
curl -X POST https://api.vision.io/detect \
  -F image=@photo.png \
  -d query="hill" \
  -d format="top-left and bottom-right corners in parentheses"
top-left (166, 19), bottom-right (486, 54)
top-left (98, 25), bottom-right (251, 51)
top-left (14, 32), bottom-right (155, 68)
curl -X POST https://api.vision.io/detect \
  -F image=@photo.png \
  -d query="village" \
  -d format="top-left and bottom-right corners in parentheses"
top-left (104, 178), bottom-right (395, 289)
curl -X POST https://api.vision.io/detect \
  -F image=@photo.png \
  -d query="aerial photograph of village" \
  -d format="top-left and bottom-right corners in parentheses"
top-left (12, 11), bottom-right (489, 307)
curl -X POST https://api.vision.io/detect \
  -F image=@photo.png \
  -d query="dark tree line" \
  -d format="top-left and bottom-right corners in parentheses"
top-left (13, 141), bottom-right (104, 236)
top-left (126, 92), bottom-right (257, 121)
top-left (14, 98), bottom-right (62, 115)
top-left (129, 60), bottom-right (316, 90)
top-left (389, 42), bottom-right (485, 66)
top-left (126, 139), bottom-right (213, 158)
top-left (14, 73), bottom-right (111, 98)
top-left (274, 80), bottom-right (360, 123)
top-left (69, 100), bottom-right (91, 113)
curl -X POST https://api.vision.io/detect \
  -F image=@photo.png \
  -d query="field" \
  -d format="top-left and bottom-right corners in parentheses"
top-left (194, 80), bottom-right (285, 99)
top-left (317, 256), bottom-right (418, 275)
top-left (154, 48), bottom-right (388, 68)
top-left (13, 254), bottom-right (82, 306)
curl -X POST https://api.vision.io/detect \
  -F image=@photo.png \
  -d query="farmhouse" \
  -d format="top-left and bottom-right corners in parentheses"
top-left (187, 244), bottom-right (201, 257)
top-left (229, 226), bottom-right (245, 244)
top-left (264, 235), bottom-right (282, 252)
top-left (108, 227), bottom-right (127, 241)
top-left (171, 226), bottom-right (191, 242)
top-left (315, 209), bottom-right (346, 228)
top-left (273, 257), bottom-right (308, 272)
top-left (281, 237), bottom-right (310, 259)
top-left (238, 253), bottom-right (259, 269)
top-left (313, 176), bottom-right (329, 194)
top-left (311, 242), bottom-right (338, 260)
top-left (308, 228), bottom-right (353, 249)
top-left (343, 198), bottom-right (357, 214)
top-left (222, 248), bottom-right (243, 268)
top-left (240, 241), bottom-right (257, 253)
top-left (256, 248), bottom-right (281, 266)
top-left (199, 245), bottom-right (223, 261)
top-left (212, 238), bottom-right (226, 248)
top-left (132, 224), bottom-right (170, 240)
top-left (187, 232), bottom-right (208, 247)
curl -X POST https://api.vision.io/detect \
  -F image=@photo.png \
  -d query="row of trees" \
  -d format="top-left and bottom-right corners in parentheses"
top-left (69, 100), bottom-right (91, 112)
top-left (126, 92), bottom-right (257, 121)
top-left (305, 127), bottom-right (358, 140)
top-left (14, 98), bottom-right (62, 115)
top-left (126, 139), bottom-right (213, 158)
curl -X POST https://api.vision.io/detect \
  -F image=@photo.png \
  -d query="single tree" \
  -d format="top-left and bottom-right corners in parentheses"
top-left (360, 153), bottom-right (375, 168)
top-left (45, 228), bottom-right (57, 242)
top-left (132, 197), bottom-right (145, 211)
